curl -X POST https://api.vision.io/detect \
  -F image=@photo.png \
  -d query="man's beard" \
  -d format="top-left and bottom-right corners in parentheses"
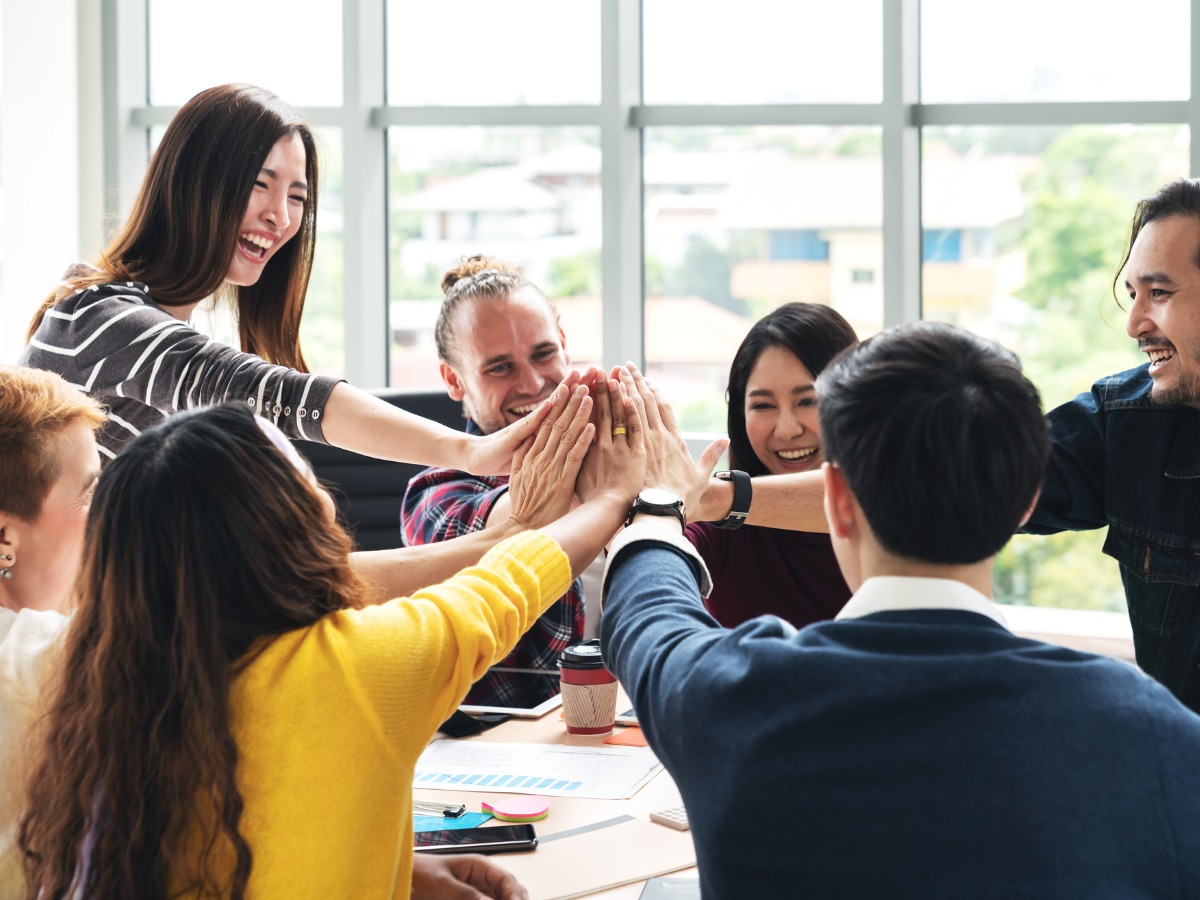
top-left (462, 397), bottom-right (505, 436)
top-left (1150, 360), bottom-right (1200, 408)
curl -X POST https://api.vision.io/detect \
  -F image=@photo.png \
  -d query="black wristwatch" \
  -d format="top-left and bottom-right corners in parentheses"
top-left (713, 470), bottom-right (751, 530)
top-left (627, 487), bottom-right (687, 528)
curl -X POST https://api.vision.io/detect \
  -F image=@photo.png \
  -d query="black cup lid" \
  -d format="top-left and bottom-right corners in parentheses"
top-left (558, 639), bottom-right (606, 668)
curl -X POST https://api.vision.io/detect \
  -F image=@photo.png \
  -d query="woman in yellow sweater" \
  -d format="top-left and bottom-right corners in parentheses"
top-left (18, 379), bottom-right (643, 899)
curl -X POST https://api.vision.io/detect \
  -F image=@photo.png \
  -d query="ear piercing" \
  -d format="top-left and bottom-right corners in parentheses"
top-left (0, 554), bottom-right (12, 580)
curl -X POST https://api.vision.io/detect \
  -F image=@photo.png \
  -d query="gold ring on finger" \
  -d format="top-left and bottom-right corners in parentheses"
top-left (612, 425), bottom-right (628, 437)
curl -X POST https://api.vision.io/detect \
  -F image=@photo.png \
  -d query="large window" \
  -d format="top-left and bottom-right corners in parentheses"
top-left (921, 0), bottom-right (1189, 103)
top-left (643, 126), bottom-right (884, 431)
top-left (98, 0), bottom-right (1200, 615)
top-left (387, 125), bottom-right (602, 386)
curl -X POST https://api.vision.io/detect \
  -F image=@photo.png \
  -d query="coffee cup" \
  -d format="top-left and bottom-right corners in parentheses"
top-left (557, 639), bottom-right (618, 735)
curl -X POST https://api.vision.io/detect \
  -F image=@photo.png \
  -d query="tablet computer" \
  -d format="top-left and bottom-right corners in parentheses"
top-left (458, 668), bottom-right (563, 718)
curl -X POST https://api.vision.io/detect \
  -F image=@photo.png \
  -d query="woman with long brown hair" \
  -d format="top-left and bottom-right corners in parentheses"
top-left (21, 83), bottom-right (539, 476)
top-left (681, 302), bottom-right (857, 628)
top-left (18, 381), bottom-right (645, 899)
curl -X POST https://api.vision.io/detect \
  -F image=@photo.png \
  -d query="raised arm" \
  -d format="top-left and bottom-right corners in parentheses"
top-left (541, 375), bottom-right (646, 574)
top-left (321, 378), bottom-right (571, 477)
top-left (615, 364), bottom-right (726, 514)
top-left (612, 362), bottom-right (829, 531)
top-left (694, 470), bottom-right (829, 532)
top-left (352, 382), bottom-right (596, 603)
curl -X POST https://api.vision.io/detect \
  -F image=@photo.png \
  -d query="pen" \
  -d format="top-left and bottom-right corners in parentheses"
top-left (413, 800), bottom-right (467, 818)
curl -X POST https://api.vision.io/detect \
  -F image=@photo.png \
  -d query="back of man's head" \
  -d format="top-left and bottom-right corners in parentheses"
top-left (816, 322), bottom-right (1049, 565)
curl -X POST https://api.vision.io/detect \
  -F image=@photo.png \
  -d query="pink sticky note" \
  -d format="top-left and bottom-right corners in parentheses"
top-left (482, 795), bottom-right (550, 822)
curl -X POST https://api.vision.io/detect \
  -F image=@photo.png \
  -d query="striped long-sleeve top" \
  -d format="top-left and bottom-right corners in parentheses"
top-left (20, 278), bottom-right (342, 463)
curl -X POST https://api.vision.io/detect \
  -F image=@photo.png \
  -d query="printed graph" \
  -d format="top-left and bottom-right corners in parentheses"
top-left (415, 741), bottom-right (662, 800)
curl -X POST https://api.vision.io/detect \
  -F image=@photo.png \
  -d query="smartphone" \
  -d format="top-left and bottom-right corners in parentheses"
top-left (413, 823), bottom-right (538, 855)
top-left (615, 707), bottom-right (639, 726)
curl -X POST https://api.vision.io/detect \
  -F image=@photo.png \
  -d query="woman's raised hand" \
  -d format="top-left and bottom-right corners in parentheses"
top-left (463, 371), bottom-right (584, 476)
top-left (532, 372), bottom-right (646, 576)
top-left (577, 369), bottom-right (645, 508)
top-left (505, 381), bottom-right (594, 530)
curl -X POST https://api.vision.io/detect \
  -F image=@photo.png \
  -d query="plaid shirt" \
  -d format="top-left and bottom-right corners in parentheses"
top-left (400, 421), bottom-right (585, 709)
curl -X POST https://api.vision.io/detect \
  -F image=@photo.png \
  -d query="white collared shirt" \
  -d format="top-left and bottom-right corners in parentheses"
top-left (834, 575), bottom-right (1009, 629)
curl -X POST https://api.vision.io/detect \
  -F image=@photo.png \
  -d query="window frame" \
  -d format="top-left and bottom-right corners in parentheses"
top-left (93, 0), bottom-right (1196, 631)
top-left (105, 0), bottom-right (1200, 385)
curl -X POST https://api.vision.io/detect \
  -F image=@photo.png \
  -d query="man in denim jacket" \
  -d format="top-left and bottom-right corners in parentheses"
top-left (1024, 178), bottom-right (1200, 713)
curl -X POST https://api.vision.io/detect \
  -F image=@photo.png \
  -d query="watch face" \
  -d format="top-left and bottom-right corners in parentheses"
top-left (640, 487), bottom-right (682, 507)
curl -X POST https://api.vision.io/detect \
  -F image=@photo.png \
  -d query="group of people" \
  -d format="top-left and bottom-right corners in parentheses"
top-left (4, 80), bottom-right (1200, 898)
top-left (400, 256), bottom-right (853, 710)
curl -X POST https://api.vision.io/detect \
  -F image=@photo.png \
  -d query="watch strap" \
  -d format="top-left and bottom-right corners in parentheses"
top-left (626, 493), bottom-right (687, 528)
top-left (713, 469), bottom-right (752, 530)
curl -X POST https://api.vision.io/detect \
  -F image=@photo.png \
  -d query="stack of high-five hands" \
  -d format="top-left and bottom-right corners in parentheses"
top-left (443, 367), bottom-right (727, 900)
top-left (505, 363), bottom-right (728, 541)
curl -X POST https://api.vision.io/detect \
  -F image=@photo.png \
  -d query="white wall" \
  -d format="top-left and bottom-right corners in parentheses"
top-left (0, 0), bottom-right (102, 363)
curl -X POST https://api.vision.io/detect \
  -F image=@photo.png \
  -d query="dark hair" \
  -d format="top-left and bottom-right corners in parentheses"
top-left (19, 404), bottom-right (366, 898)
top-left (28, 84), bottom-right (319, 371)
top-left (1113, 177), bottom-right (1200, 305)
top-left (435, 254), bottom-right (558, 364)
top-left (726, 303), bottom-right (858, 475)
top-left (816, 321), bottom-right (1049, 565)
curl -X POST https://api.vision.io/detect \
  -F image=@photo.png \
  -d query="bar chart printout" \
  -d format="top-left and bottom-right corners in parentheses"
top-left (414, 741), bottom-right (662, 800)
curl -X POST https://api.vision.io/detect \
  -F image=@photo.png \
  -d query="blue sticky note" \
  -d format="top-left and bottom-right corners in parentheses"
top-left (413, 811), bottom-right (493, 833)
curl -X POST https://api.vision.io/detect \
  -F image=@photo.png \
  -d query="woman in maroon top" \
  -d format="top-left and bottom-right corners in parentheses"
top-left (685, 303), bottom-right (857, 628)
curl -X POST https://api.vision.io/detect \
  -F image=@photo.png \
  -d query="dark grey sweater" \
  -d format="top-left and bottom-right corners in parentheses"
top-left (21, 278), bottom-right (340, 462)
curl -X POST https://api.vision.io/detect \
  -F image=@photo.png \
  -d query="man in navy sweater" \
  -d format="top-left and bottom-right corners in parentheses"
top-left (601, 322), bottom-right (1200, 898)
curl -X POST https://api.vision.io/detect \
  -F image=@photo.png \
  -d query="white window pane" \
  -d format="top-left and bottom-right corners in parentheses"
top-left (644, 127), bottom-right (883, 432)
top-left (301, 127), bottom-right (346, 378)
top-left (922, 0), bottom-right (1188, 102)
top-left (387, 2), bottom-right (600, 106)
top-left (644, 1), bottom-right (881, 104)
top-left (923, 124), bottom-right (1190, 611)
top-left (388, 127), bottom-right (602, 387)
top-left (148, 0), bottom-right (342, 106)
top-left (923, 124), bottom-right (1187, 407)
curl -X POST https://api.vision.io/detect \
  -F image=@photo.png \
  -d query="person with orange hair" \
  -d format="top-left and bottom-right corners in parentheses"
top-left (0, 366), bottom-right (105, 895)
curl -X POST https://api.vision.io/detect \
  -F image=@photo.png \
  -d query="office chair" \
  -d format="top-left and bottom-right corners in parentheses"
top-left (292, 388), bottom-right (464, 551)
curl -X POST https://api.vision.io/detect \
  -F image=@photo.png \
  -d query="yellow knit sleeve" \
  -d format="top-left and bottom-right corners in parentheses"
top-left (324, 531), bottom-right (572, 756)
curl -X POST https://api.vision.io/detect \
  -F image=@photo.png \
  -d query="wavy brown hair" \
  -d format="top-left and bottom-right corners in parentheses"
top-left (27, 84), bottom-right (319, 371)
top-left (19, 404), bottom-right (366, 899)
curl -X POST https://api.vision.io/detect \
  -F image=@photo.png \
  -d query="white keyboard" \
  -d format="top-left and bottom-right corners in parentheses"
top-left (649, 805), bottom-right (690, 831)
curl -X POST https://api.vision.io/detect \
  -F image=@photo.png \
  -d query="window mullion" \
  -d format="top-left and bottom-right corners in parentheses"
top-left (102, 0), bottom-right (150, 239)
top-left (601, 0), bottom-right (645, 369)
top-left (881, 0), bottom-right (922, 327)
top-left (342, 0), bottom-right (389, 386)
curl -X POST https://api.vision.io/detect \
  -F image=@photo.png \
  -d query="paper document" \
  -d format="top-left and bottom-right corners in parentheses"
top-left (415, 740), bottom-right (661, 800)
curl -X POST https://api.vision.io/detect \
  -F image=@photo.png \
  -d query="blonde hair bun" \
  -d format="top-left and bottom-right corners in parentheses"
top-left (440, 254), bottom-right (522, 296)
